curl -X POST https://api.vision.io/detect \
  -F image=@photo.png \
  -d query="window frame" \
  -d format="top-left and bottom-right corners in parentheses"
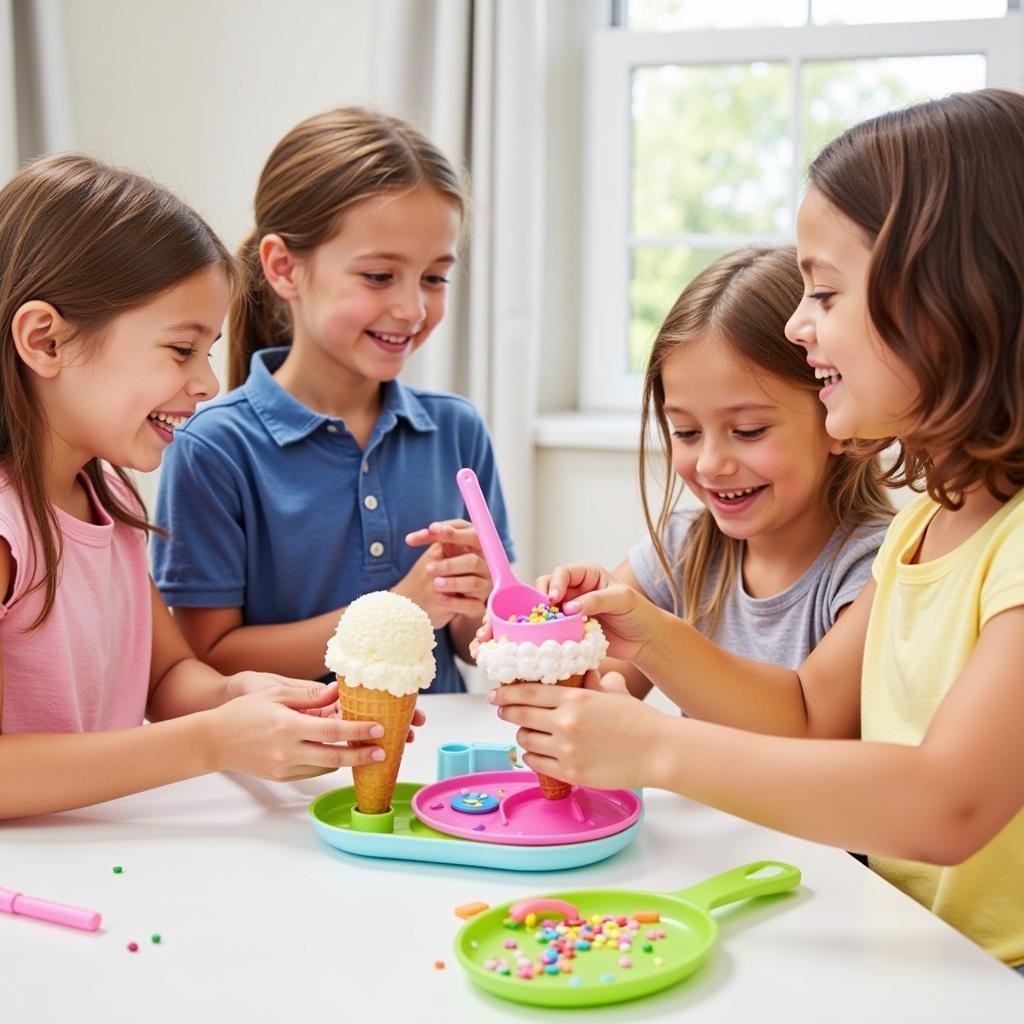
top-left (580, 14), bottom-right (1024, 411)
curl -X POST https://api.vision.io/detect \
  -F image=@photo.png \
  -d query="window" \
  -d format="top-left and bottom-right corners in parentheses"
top-left (581, 2), bottom-right (1022, 411)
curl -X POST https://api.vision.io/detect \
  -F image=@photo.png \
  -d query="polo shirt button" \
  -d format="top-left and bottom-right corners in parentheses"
top-left (364, 495), bottom-right (378, 511)
top-left (325, 423), bottom-right (339, 433)
top-left (369, 541), bottom-right (384, 557)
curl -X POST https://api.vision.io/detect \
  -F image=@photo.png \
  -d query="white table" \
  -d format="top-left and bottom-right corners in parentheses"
top-left (1, 695), bottom-right (1020, 1022)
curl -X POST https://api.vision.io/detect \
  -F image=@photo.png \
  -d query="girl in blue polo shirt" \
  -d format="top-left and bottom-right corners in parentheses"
top-left (153, 107), bottom-right (512, 694)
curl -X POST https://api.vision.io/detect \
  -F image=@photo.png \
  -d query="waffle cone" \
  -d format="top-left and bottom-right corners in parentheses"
top-left (515, 673), bottom-right (584, 800)
top-left (337, 679), bottom-right (418, 814)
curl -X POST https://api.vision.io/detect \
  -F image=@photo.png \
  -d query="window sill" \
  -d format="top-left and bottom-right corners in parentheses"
top-left (533, 411), bottom-right (641, 451)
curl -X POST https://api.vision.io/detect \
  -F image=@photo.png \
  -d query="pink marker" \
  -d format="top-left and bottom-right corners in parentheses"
top-left (0, 885), bottom-right (101, 931)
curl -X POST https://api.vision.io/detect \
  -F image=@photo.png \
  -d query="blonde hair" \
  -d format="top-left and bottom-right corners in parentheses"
top-left (639, 246), bottom-right (892, 633)
top-left (228, 106), bottom-right (467, 389)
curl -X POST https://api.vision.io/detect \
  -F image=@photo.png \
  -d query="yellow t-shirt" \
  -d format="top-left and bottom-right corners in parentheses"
top-left (863, 488), bottom-right (1024, 966)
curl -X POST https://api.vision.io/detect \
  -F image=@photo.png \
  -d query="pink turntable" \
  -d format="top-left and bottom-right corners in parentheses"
top-left (411, 771), bottom-right (641, 846)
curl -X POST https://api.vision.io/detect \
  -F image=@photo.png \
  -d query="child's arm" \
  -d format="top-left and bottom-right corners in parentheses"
top-left (174, 604), bottom-right (347, 680)
top-left (492, 603), bottom-right (1024, 863)
top-left (545, 564), bottom-right (862, 736)
top-left (0, 557), bottom-right (391, 819)
top-left (175, 542), bottom-right (458, 679)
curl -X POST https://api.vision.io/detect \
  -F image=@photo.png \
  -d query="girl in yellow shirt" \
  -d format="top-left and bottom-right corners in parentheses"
top-left (492, 88), bottom-right (1024, 970)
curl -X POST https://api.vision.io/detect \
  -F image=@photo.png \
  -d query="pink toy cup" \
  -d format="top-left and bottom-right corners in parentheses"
top-left (456, 468), bottom-right (584, 644)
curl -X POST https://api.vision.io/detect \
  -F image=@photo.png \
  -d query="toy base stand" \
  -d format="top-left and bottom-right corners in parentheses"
top-left (309, 782), bottom-right (642, 871)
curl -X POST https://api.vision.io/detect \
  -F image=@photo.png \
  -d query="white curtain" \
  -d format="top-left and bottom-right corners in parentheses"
top-left (0, 0), bottom-right (74, 179)
top-left (370, 0), bottom-right (547, 579)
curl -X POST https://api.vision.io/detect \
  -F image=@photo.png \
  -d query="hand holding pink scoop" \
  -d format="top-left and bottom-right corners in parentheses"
top-left (456, 468), bottom-right (584, 644)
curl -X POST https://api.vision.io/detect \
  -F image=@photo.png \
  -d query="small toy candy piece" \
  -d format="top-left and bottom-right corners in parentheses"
top-left (503, 939), bottom-right (518, 949)
top-left (600, 973), bottom-right (616, 984)
top-left (568, 976), bottom-right (583, 987)
top-left (112, 866), bottom-right (123, 874)
top-left (434, 960), bottom-right (446, 970)
top-left (455, 901), bottom-right (490, 920)
top-left (126, 942), bottom-right (138, 953)
top-left (653, 956), bottom-right (665, 967)
top-left (633, 910), bottom-right (660, 923)
top-left (150, 934), bottom-right (162, 944)
top-left (618, 957), bottom-right (633, 969)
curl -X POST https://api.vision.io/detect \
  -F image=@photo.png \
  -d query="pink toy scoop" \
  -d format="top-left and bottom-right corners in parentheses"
top-left (457, 468), bottom-right (583, 643)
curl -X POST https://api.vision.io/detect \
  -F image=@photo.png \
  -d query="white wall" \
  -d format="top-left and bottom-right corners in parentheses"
top-left (62, 0), bottom-right (375, 508)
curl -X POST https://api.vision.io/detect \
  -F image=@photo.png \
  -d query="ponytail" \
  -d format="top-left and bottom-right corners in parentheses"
top-left (227, 231), bottom-right (292, 390)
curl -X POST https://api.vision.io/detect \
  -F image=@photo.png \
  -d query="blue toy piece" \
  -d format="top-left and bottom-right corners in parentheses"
top-left (450, 791), bottom-right (500, 814)
top-left (436, 741), bottom-right (520, 779)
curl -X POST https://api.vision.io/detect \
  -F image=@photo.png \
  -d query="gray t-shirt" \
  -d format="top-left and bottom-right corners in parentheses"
top-left (629, 511), bottom-right (889, 670)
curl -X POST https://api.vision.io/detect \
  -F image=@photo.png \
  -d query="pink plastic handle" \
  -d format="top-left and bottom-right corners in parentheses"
top-left (507, 897), bottom-right (580, 923)
top-left (456, 468), bottom-right (514, 590)
top-left (0, 886), bottom-right (101, 931)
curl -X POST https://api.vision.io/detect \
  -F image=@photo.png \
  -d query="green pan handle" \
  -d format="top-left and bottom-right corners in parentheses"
top-left (673, 860), bottom-right (801, 913)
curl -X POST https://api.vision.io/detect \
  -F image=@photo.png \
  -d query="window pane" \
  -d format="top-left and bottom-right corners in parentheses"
top-left (801, 55), bottom-right (988, 171)
top-left (811, 1), bottom-right (1005, 25)
top-left (629, 245), bottom-right (730, 373)
top-left (632, 62), bottom-right (792, 238)
top-left (627, 0), bottom-right (807, 31)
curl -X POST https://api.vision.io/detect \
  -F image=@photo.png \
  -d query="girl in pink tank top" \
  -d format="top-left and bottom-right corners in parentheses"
top-left (0, 155), bottom-right (421, 819)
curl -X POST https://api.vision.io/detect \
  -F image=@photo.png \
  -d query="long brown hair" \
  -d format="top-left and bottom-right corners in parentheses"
top-left (639, 246), bottom-right (892, 632)
top-left (228, 106), bottom-right (467, 389)
top-left (808, 88), bottom-right (1024, 509)
top-left (0, 153), bottom-right (234, 628)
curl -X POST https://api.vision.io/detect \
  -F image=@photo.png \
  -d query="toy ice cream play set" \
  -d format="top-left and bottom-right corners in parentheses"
top-left (307, 471), bottom-right (802, 1007)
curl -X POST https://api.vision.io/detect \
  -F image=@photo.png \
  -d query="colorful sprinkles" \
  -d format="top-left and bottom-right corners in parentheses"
top-left (507, 603), bottom-right (567, 625)
top-left (480, 912), bottom-right (669, 984)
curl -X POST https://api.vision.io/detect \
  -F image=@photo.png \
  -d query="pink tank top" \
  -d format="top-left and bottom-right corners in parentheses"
top-left (0, 467), bottom-right (151, 733)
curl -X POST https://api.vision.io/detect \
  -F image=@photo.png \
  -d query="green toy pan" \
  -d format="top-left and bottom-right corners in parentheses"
top-left (454, 860), bottom-right (801, 1008)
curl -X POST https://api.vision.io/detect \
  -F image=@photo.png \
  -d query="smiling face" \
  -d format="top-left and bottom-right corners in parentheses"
top-left (662, 336), bottom-right (843, 545)
top-left (288, 187), bottom-right (460, 384)
top-left (50, 265), bottom-right (227, 473)
top-left (786, 187), bottom-right (918, 441)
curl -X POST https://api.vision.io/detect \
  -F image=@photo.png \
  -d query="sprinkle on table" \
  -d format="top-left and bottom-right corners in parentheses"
top-left (151, 934), bottom-right (162, 944)
top-left (434, 959), bottom-right (446, 970)
top-left (112, 866), bottom-right (123, 874)
top-left (127, 942), bottom-right (139, 953)
top-left (455, 901), bottom-right (490, 920)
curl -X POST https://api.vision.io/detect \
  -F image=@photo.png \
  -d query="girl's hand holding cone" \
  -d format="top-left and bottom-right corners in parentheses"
top-left (489, 670), bottom-right (665, 792)
top-left (206, 681), bottom-right (391, 781)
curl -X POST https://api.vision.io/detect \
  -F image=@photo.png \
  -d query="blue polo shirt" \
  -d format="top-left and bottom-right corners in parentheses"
top-left (152, 347), bottom-right (514, 694)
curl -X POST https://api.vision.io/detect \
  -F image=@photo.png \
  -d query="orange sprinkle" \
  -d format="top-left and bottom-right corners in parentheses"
top-left (434, 959), bottom-right (446, 970)
top-left (454, 901), bottom-right (490, 919)
top-left (633, 910), bottom-right (660, 923)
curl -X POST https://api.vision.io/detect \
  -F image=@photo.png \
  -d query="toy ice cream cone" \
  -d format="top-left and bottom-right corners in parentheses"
top-left (474, 619), bottom-right (608, 801)
top-left (325, 591), bottom-right (436, 815)
top-left (337, 682), bottom-right (419, 814)
top-left (533, 673), bottom-right (584, 799)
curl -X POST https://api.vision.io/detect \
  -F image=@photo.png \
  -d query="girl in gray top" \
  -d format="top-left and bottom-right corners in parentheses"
top-left (565, 247), bottom-right (892, 700)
